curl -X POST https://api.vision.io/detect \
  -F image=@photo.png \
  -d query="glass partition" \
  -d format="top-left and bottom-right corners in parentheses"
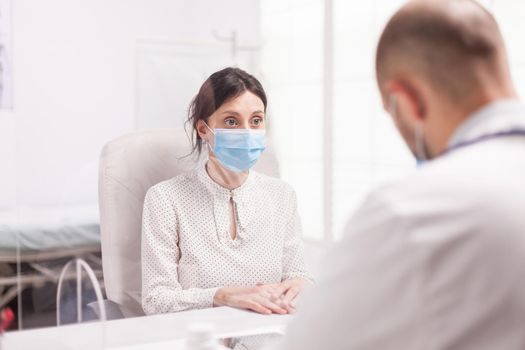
top-left (2, 0), bottom-right (265, 341)
top-left (2, 1), bottom-right (524, 349)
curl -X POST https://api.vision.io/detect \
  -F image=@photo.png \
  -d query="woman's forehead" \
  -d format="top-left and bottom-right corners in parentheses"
top-left (217, 91), bottom-right (265, 113)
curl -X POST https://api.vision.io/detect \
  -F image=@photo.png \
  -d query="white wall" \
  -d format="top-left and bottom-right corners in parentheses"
top-left (3, 0), bottom-right (260, 207)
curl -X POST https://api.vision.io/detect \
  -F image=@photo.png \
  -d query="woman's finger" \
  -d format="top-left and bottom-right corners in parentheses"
top-left (281, 286), bottom-right (300, 306)
top-left (237, 298), bottom-right (272, 315)
top-left (257, 284), bottom-right (286, 301)
top-left (285, 304), bottom-right (297, 314)
top-left (268, 284), bottom-right (288, 299)
top-left (254, 295), bottom-right (288, 314)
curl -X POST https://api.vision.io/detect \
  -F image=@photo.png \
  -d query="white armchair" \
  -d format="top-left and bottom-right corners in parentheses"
top-left (97, 128), bottom-right (280, 318)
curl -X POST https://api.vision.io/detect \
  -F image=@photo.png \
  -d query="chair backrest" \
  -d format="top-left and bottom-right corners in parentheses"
top-left (98, 128), bottom-right (279, 317)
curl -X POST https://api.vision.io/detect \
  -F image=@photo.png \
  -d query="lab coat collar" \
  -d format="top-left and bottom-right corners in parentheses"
top-left (448, 99), bottom-right (525, 149)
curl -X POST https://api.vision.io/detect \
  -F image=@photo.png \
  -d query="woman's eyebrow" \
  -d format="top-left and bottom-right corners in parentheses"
top-left (221, 110), bottom-right (240, 116)
top-left (252, 110), bottom-right (264, 115)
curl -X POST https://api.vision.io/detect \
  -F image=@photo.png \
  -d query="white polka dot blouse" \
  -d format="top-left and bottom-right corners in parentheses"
top-left (141, 163), bottom-right (313, 315)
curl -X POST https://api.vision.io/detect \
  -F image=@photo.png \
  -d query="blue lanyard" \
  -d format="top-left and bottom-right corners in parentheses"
top-left (439, 129), bottom-right (525, 158)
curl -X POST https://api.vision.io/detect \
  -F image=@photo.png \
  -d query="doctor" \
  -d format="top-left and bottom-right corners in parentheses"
top-left (275, 0), bottom-right (525, 349)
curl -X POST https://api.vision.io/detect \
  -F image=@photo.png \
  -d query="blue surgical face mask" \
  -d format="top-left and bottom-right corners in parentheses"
top-left (204, 124), bottom-right (266, 172)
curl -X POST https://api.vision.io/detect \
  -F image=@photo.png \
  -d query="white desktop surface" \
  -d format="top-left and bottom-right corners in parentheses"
top-left (2, 307), bottom-right (291, 350)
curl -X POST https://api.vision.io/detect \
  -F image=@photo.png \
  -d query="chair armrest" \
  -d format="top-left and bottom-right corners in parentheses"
top-left (87, 299), bottom-right (125, 320)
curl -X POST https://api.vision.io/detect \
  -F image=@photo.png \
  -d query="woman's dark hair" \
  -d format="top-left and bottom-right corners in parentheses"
top-left (185, 67), bottom-right (267, 156)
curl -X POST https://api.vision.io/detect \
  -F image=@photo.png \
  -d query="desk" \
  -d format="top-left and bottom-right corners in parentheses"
top-left (2, 307), bottom-right (291, 349)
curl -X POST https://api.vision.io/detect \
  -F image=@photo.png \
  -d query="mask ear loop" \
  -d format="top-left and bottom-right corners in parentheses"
top-left (389, 94), bottom-right (397, 116)
top-left (390, 93), bottom-right (428, 162)
top-left (202, 122), bottom-right (215, 154)
top-left (415, 123), bottom-right (428, 162)
top-left (203, 122), bottom-right (216, 135)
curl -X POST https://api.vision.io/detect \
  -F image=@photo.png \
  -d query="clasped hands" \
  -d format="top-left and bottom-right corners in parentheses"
top-left (213, 278), bottom-right (309, 315)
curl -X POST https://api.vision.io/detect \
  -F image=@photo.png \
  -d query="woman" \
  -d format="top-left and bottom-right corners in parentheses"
top-left (141, 68), bottom-right (312, 346)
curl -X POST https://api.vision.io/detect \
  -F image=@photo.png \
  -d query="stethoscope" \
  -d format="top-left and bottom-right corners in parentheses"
top-left (438, 129), bottom-right (525, 158)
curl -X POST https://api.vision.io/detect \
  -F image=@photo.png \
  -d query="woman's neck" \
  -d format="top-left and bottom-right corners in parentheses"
top-left (206, 157), bottom-right (249, 190)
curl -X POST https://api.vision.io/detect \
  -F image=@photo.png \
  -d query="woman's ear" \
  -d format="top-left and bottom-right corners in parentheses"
top-left (196, 119), bottom-right (210, 141)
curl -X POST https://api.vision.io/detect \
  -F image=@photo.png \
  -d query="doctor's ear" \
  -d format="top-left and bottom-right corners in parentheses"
top-left (386, 80), bottom-right (427, 122)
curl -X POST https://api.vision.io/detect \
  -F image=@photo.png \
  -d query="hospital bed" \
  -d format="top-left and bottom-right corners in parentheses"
top-left (0, 205), bottom-right (102, 310)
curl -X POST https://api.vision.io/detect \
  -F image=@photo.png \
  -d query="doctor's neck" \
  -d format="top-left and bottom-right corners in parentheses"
top-left (426, 87), bottom-right (517, 157)
top-left (206, 156), bottom-right (249, 191)
top-left (427, 67), bottom-right (518, 156)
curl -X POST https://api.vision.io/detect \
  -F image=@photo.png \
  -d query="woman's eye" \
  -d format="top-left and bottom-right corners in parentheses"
top-left (225, 119), bottom-right (237, 126)
top-left (252, 118), bottom-right (263, 126)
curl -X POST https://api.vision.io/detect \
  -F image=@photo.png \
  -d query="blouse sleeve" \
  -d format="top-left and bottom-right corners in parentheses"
top-left (141, 184), bottom-right (219, 315)
top-left (281, 189), bottom-right (315, 283)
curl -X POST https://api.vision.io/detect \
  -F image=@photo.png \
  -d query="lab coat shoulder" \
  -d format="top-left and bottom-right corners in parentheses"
top-left (337, 148), bottom-right (525, 275)
top-left (316, 146), bottom-right (525, 349)
top-left (341, 147), bottom-right (507, 244)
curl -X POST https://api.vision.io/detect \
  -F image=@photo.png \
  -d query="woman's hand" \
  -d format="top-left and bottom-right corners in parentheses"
top-left (213, 285), bottom-right (290, 315)
top-left (278, 278), bottom-right (311, 313)
top-left (213, 278), bottom-right (311, 315)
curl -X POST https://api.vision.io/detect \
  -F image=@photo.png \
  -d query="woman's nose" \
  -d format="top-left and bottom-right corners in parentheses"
top-left (238, 121), bottom-right (251, 129)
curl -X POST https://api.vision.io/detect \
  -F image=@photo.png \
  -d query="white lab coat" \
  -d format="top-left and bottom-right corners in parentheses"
top-left (275, 100), bottom-right (525, 350)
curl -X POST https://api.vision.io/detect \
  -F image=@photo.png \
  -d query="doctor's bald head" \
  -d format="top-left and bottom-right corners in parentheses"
top-left (376, 0), bottom-right (514, 104)
top-left (375, 0), bottom-right (517, 159)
